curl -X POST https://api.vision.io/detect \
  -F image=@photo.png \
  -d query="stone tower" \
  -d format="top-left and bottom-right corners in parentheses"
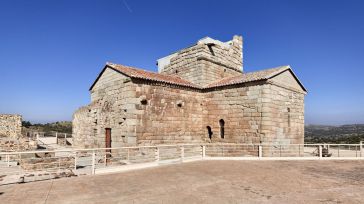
top-left (157, 35), bottom-right (243, 86)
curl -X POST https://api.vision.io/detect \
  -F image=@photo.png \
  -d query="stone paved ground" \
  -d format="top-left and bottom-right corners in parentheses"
top-left (0, 160), bottom-right (363, 204)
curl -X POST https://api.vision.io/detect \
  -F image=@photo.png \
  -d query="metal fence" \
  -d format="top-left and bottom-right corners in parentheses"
top-left (24, 131), bottom-right (72, 139)
top-left (0, 143), bottom-right (363, 185)
top-left (29, 131), bottom-right (73, 147)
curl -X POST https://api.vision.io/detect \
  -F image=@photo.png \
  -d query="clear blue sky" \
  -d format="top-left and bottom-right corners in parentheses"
top-left (0, 0), bottom-right (363, 125)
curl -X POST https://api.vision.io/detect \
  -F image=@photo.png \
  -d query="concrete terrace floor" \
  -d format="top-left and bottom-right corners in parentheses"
top-left (0, 160), bottom-right (364, 204)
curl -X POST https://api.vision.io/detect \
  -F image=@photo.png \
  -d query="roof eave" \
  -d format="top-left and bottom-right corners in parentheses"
top-left (89, 65), bottom-right (109, 91)
top-left (287, 68), bottom-right (308, 93)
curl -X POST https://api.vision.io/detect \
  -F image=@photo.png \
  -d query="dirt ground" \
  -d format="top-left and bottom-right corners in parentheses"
top-left (0, 160), bottom-right (363, 204)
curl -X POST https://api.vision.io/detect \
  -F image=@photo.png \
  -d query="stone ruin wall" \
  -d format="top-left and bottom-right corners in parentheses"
top-left (160, 36), bottom-right (243, 86)
top-left (0, 137), bottom-right (37, 152)
top-left (0, 114), bottom-right (38, 152)
top-left (20, 156), bottom-right (75, 171)
top-left (72, 106), bottom-right (95, 148)
top-left (0, 114), bottom-right (22, 138)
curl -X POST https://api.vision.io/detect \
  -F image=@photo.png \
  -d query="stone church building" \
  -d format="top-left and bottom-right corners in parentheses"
top-left (73, 35), bottom-right (306, 148)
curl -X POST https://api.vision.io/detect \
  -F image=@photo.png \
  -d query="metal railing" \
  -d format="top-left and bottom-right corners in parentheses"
top-left (23, 131), bottom-right (72, 144)
top-left (0, 143), bottom-right (363, 185)
top-left (31, 131), bottom-right (73, 147)
top-left (25, 131), bottom-right (72, 138)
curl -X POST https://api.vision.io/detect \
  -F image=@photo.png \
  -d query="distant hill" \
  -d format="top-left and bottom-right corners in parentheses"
top-left (20, 121), bottom-right (364, 143)
top-left (305, 124), bottom-right (364, 144)
top-left (22, 121), bottom-right (72, 134)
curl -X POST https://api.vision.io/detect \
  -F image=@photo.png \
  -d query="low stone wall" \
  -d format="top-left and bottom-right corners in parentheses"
top-left (20, 157), bottom-right (75, 171)
top-left (57, 137), bottom-right (72, 146)
top-left (205, 144), bottom-right (259, 157)
top-left (0, 169), bottom-right (76, 185)
top-left (95, 148), bottom-right (157, 166)
top-left (0, 136), bottom-right (37, 152)
top-left (262, 145), bottom-right (302, 157)
top-left (0, 114), bottom-right (22, 138)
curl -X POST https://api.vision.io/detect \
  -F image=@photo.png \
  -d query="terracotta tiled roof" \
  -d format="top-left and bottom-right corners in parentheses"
top-left (91, 63), bottom-right (304, 92)
top-left (206, 66), bottom-right (291, 88)
top-left (106, 63), bottom-right (201, 89)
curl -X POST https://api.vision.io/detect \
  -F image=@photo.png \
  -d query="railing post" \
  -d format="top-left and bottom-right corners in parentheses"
top-left (127, 148), bottom-right (130, 162)
top-left (56, 132), bottom-right (58, 144)
top-left (319, 145), bottom-right (322, 158)
top-left (17, 153), bottom-right (22, 173)
top-left (258, 145), bottom-right (262, 158)
top-left (74, 152), bottom-right (77, 171)
top-left (360, 141), bottom-right (363, 157)
top-left (155, 147), bottom-right (159, 162)
top-left (6, 154), bottom-right (10, 167)
top-left (338, 145), bottom-right (340, 157)
top-left (180, 146), bottom-right (184, 162)
top-left (58, 157), bottom-right (61, 171)
top-left (202, 145), bottom-right (206, 159)
top-left (91, 150), bottom-right (96, 175)
top-left (298, 145), bottom-right (301, 157)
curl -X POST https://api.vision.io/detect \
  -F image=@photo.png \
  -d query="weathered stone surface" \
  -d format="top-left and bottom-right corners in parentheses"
top-left (20, 157), bottom-right (75, 171)
top-left (0, 136), bottom-right (37, 152)
top-left (0, 114), bottom-right (22, 138)
top-left (159, 36), bottom-right (243, 86)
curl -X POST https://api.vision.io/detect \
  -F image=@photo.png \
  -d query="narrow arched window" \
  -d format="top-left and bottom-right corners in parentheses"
top-left (207, 126), bottom-right (213, 140)
top-left (219, 119), bottom-right (225, 139)
top-left (287, 108), bottom-right (291, 127)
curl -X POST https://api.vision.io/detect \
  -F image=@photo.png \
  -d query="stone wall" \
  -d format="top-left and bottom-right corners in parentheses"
top-left (73, 68), bottom-right (140, 148)
top-left (159, 36), bottom-right (243, 86)
top-left (0, 114), bottom-right (22, 138)
top-left (133, 80), bottom-right (206, 145)
top-left (73, 105), bottom-right (98, 148)
top-left (261, 83), bottom-right (305, 145)
top-left (205, 82), bottom-right (266, 144)
top-left (205, 81), bottom-right (305, 145)
top-left (0, 137), bottom-right (37, 152)
top-left (20, 157), bottom-right (75, 171)
top-left (73, 69), bottom-right (207, 148)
